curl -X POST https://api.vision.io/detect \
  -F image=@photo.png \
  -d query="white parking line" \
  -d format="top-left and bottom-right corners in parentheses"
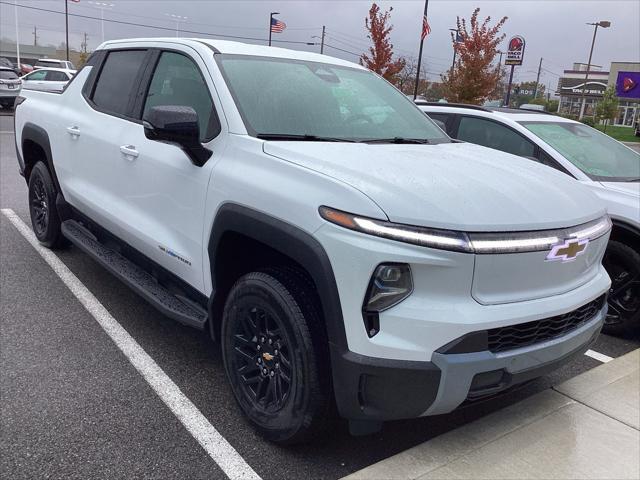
top-left (584, 349), bottom-right (613, 363)
top-left (1, 208), bottom-right (261, 480)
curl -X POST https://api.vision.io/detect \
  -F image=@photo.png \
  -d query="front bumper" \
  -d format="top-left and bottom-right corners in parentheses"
top-left (332, 301), bottom-right (605, 421)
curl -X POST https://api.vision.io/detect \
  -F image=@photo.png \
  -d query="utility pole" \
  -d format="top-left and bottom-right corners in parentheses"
top-left (33, 25), bottom-right (38, 46)
top-left (81, 32), bottom-right (89, 53)
top-left (533, 57), bottom-right (543, 98)
top-left (579, 21), bottom-right (611, 119)
top-left (320, 25), bottom-right (325, 54)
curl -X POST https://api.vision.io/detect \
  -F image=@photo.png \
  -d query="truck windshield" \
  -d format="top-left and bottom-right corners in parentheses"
top-left (218, 54), bottom-right (450, 143)
top-left (520, 121), bottom-right (640, 181)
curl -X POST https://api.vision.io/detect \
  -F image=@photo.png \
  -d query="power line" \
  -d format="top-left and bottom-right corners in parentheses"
top-left (323, 43), bottom-right (361, 57)
top-left (0, 2), bottom-right (319, 46)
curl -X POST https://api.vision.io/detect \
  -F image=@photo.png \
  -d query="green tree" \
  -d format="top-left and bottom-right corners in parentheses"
top-left (595, 85), bottom-right (619, 132)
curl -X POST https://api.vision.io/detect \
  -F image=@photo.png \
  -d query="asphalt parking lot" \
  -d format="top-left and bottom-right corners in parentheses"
top-left (1, 109), bottom-right (639, 480)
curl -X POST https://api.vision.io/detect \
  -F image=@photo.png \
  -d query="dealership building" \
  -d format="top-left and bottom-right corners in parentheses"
top-left (557, 61), bottom-right (640, 126)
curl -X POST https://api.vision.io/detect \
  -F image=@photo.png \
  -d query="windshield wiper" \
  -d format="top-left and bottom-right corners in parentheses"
top-left (256, 133), bottom-right (356, 142)
top-left (625, 177), bottom-right (640, 182)
top-left (362, 137), bottom-right (431, 144)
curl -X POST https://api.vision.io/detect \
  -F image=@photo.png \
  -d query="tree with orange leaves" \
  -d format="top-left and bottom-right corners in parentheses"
top-left (361, 3), bottom-right (405, 82)
top-left (441, 8), bottom-right (507, 104)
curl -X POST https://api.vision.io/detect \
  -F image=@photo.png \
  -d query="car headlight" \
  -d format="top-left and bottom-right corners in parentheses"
top-left (362, 263), bottom-right (413, 337)
top-left (318, 206), bottom-right (472, 253)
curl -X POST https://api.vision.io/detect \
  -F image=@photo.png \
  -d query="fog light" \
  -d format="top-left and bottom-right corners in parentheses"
top-left (364, 263), bottom-right (413, 313)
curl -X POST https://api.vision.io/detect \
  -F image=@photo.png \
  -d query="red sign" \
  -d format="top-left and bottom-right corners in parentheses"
top-left (505, 35), bottom-right (526, 66)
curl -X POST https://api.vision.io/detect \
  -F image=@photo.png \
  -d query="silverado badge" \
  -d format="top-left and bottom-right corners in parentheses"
top-left (546, 238), bottom-right (589, 263)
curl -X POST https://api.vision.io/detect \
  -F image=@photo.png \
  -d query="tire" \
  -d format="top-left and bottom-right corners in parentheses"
top-left (221, 268), bottom-right (331, 444)
top-left (602, 240), bottom-right (640, 335)
top-left (28, 161), bottom-right (66, 249)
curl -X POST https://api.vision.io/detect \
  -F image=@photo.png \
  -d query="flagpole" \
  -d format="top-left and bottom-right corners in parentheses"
top-left (65, 0), bottom-right (70, 61)
top-left (269, 12), bottom-right (279, 46)
top-left (413, 0), bottom-right (429, 100)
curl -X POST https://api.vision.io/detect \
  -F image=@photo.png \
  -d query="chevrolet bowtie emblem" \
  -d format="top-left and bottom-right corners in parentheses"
top-left (546, 238), bottom-right (589, 262)
top-left (262, 352), bottom-right (274, 361)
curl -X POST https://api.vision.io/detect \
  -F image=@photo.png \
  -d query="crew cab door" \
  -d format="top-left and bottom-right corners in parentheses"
top-left (113, 47), bottom-right (225, 292)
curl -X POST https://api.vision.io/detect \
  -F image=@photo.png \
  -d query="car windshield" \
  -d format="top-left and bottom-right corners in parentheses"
top-left (520, 121), bottom-right (640, 181)
top-left (217, 55), bottom-right (450, 143)
top-left (0, 70), bottom-right (18, 80)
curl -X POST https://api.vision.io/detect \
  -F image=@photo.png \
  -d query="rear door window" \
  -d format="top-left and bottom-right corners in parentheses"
top-left (457, 116), bottom-right (536, 157)
top-left (91, 49), bottom-right (148, 117)
top-left (46, 71), bottom-right (69, 82)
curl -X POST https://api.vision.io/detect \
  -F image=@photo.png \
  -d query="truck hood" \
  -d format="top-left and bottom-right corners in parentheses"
top-left (264, 141), bottom-right (605, 231)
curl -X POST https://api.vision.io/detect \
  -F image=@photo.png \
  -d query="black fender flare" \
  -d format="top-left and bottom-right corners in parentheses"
top-left (207, 202), bottom-right (348, 352)
top-left (20, 122), bottom-right (62, 193)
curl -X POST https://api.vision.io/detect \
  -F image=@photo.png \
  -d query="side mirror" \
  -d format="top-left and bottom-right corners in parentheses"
top-left (143, 105), bottom-right (212, 167)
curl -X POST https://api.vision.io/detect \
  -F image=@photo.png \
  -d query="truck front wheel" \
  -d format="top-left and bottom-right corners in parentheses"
top-left (221, 269), bottom-right (330, 444)
top-left (602, 240), bottom-right (640, 335)
top-left (28, 161), bottom-right (66, 249)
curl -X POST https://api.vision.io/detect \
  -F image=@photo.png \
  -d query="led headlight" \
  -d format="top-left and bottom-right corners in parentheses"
top-left (318, 206), bottom-right (473, 253)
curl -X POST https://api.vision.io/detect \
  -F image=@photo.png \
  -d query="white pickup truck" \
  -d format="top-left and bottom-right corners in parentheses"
top-left (14, 38), bottom-right (612, 444)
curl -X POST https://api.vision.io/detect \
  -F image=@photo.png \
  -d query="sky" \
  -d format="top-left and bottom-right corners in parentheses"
top-left (1, 0), bottom-right (639, 89)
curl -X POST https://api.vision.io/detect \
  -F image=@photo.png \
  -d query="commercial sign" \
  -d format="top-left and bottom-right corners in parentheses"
top-left (616, 71), bottom-right (640, 99)
top-left (505, 35), bottom-right (525, 66)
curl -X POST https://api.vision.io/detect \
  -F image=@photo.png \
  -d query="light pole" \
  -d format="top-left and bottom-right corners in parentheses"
top-left (269, 12), bottom-right (279, 46)
top-left (14, 0), bottom-right (21, 70)
top-left (88, 2), bottom-right (115, 44)
top-left (164, 13), bottom-right (187, 37)
top-left (578, 20), bottom-right (611, 120)
top-left (311, 26), bottom-right (326, 54)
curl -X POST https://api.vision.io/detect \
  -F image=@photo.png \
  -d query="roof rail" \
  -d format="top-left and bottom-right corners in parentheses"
top-left (414, 101), bottom-right (492, 112)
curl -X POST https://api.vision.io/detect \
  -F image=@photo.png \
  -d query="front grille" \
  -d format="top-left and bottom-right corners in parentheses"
top-left (488, 295), bottom-right (606, 353)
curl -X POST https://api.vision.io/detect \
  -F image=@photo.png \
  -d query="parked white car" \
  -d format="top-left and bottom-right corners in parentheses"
top-left (21, 68), bottom-right (74, 93)
top-left (34, 58), bottom-right (76, 70)
top-left (0, 66), bottom-right (21, 109)
top-left (14, 39), bottom-right (612, 443)
top-left (419, 102), bottom-right (640, 334)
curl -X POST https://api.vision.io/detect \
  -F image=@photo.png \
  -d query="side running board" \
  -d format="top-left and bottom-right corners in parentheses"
top-left (61, 220), bottom-right (208, 329)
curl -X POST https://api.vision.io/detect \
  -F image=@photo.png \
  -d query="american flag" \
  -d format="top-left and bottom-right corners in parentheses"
top-left (271, 17), bottom-right (286, 33)
top-left (421, 0), bottom-right (431, 40)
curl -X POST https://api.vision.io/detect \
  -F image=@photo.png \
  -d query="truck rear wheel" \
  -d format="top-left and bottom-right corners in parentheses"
top-left (221, 269), bottom-right (330, 444)
top-left (28, 161), bottom-right (66, 249)
top-left (602, 240), bottom-right (640, 335)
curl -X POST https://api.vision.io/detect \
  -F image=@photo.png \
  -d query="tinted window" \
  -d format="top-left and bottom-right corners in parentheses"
top-left (92, 50), bottom-right (147, 117)
top-left (46, 71), bottom-right (69, 81)
top-left (457, 116), bottom-right (535, 157)
top-left (426, 112), bottom-right (453, 134)
top-left (0, 70), bottom-right (18, 80)
top-left (143, 51), bottom-right (218, 141)
top-left (25, 70), bottom-right (47, 81)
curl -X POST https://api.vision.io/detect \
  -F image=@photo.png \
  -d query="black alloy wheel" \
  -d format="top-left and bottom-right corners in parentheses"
top-left (221, 269), bottom-right (330, 444)
top-left (232, 305), bottom-right (293, 413)
top-left (27, 161), bottom-right (66, 248)
top-left (602, 240), bottom-right (640, 335)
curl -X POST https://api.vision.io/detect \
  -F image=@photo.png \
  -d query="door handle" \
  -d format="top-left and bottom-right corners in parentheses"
top-left (66, 126), bottom-right (80, 138)
top-left (120, 145), bottom-right (139, 160)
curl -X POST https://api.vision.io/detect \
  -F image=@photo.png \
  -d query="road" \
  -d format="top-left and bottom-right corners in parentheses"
top-left (1, 110), bottom-right (639, 479)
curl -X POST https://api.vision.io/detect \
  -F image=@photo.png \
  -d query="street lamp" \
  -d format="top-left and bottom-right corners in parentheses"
top-left (268, 12), bottom-right (279, 46)
top-left (164, 13), bottom-right (188, 37)
top-left (88, 1), bottom-right (115, 44)
top-left (578, 20), bottom-right (611, 120)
